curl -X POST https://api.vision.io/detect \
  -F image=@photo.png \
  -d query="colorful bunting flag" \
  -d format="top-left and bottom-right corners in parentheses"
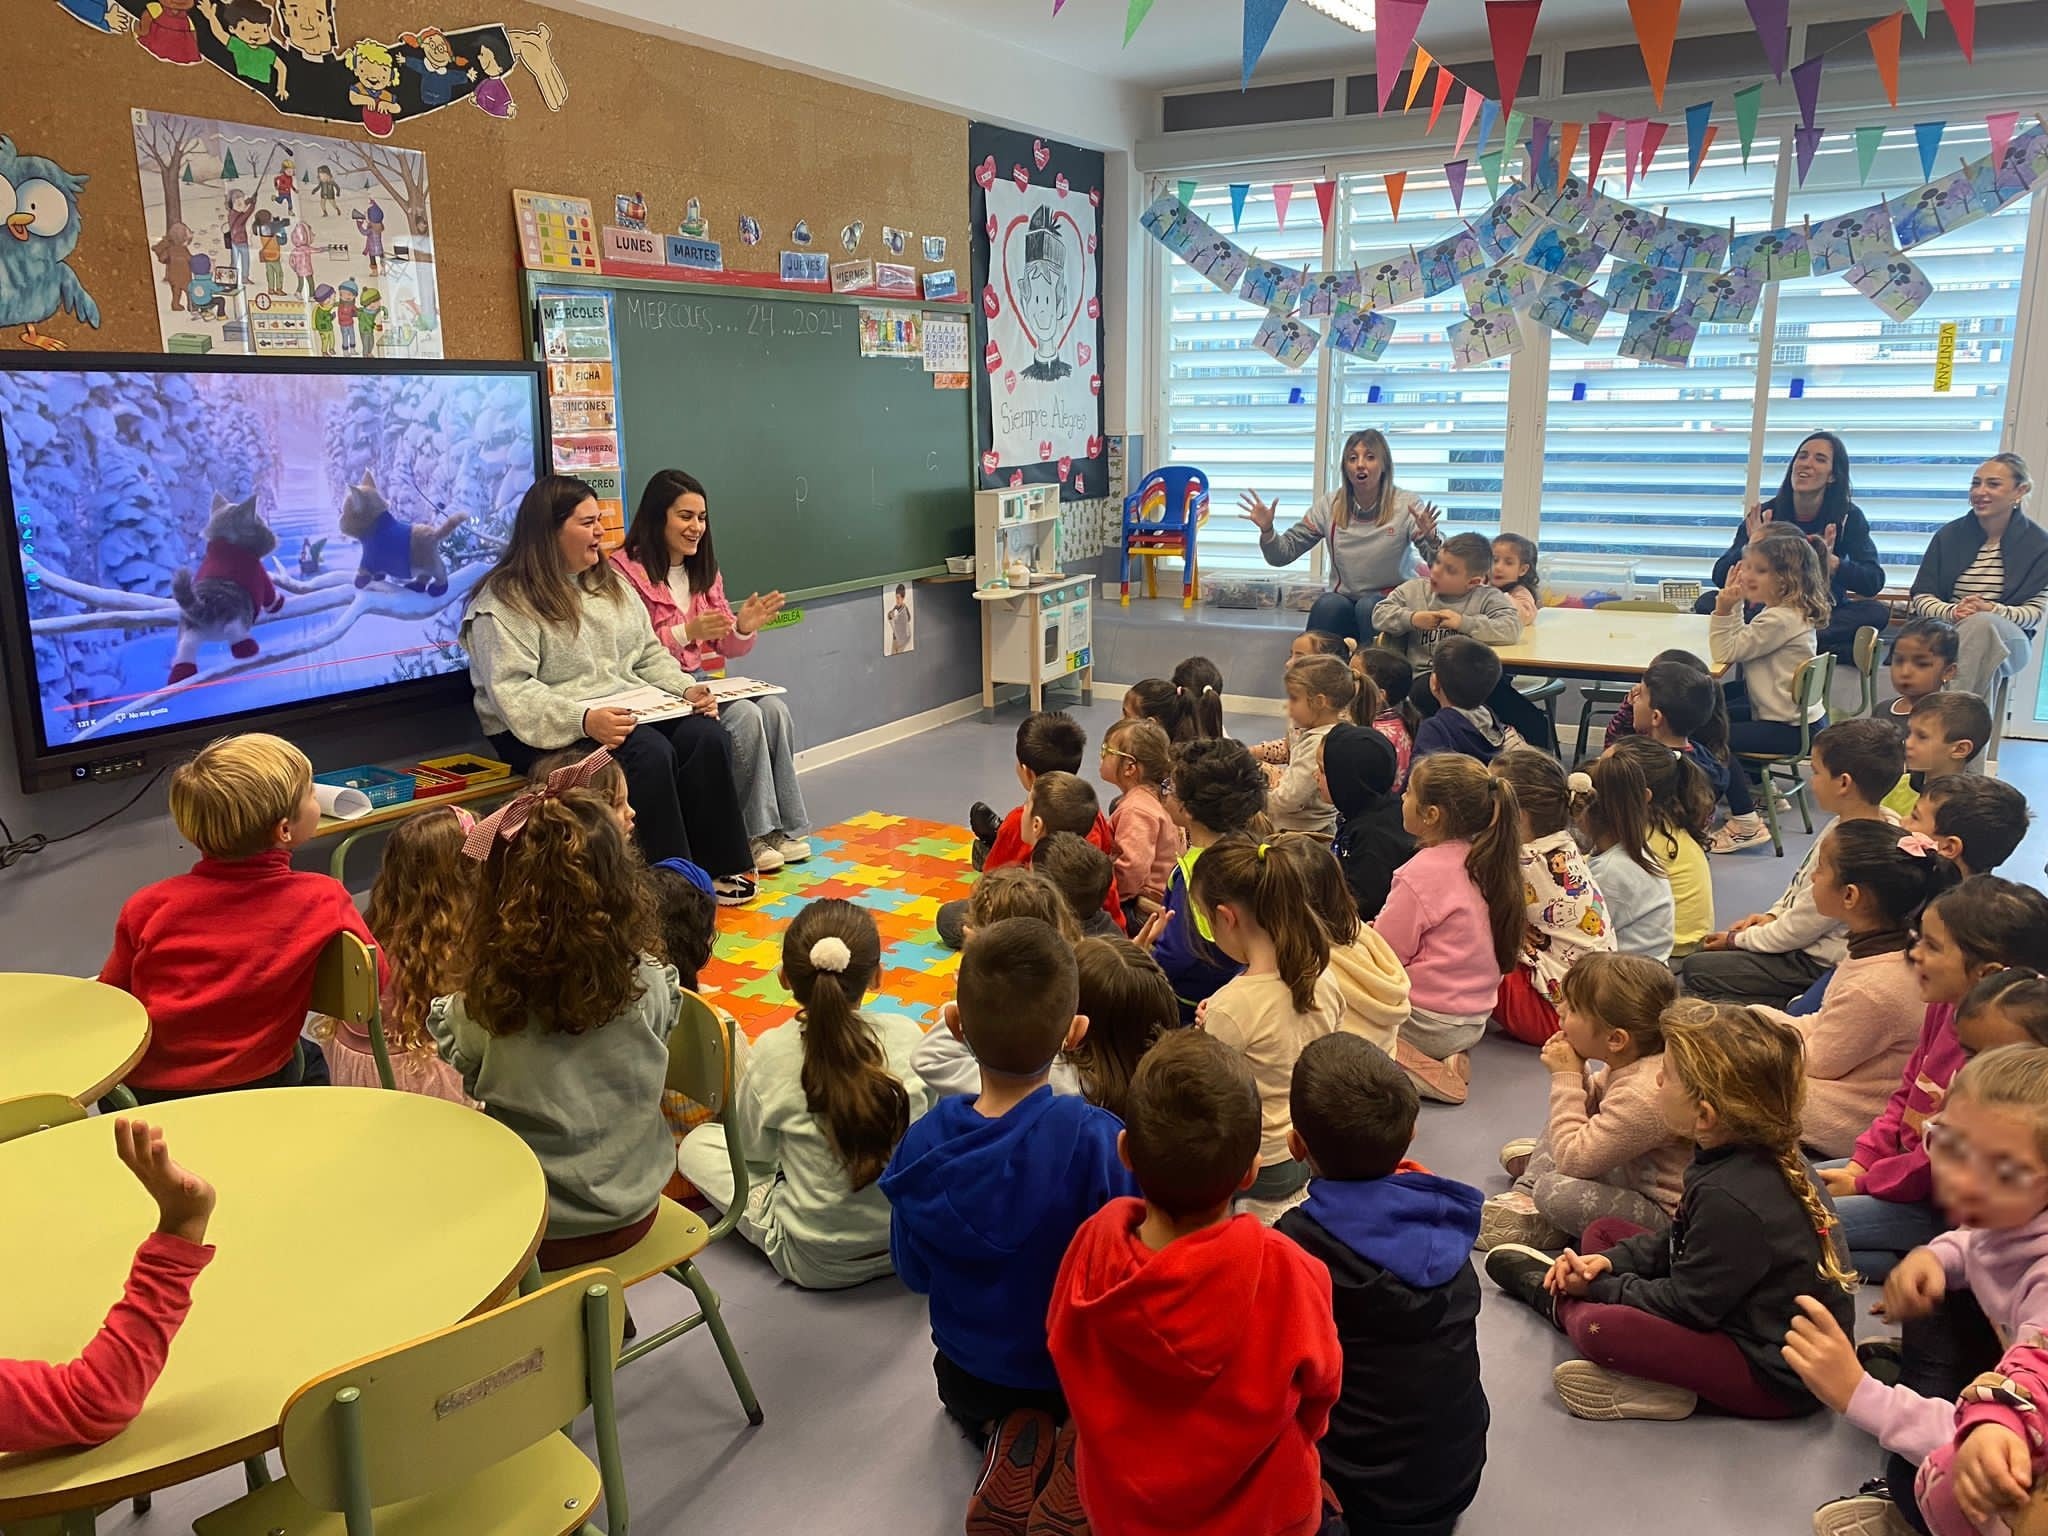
top-left (1588, 117), bottom-right (1616, 186)
top-left (1314, 179), bottom-right (1337, 228)
top-left (1484, 0), bottom-right (1543, 116)
top-left (1476, 97), bottom-right (1501, 158)
top-left (1176, 178), bottom-right (1198, 206)
top-left (1855, 125), bottom-right (1886, 185)
top-left (1383, 170), bottom-right (1409, 221)
top-left (1559, 121), bottom-right (1582, 188)
top-left (1504, 108), bottom-right (1528, 154)
top-left (1623, 116), bottom-right (1648, 193)
top-left (1229, 183), bottom-right (1250, 231)
top-left (1124, 0), bottom-right (1154, 46)
top-left (1688, 125), bottom-right (1719, 183)
top-left (1428, 65), bottom-right (1456, 130)
top-left (1242, 0), bottom-right (1289, 89)
top-left (1528, 117), bottom-right (1553, 182)
top-left (1915, 120), bottom-right (1946, 180)
top-left (1406, 47), bottom-right (1436, 111)
top-left (1375, 0), bottom-right (1432, 112)
top-left (1479, 148), bottom-right (1505, 200)
top-left (1941, 0), bottom-right (1975, 62)
top-left (1867, 13), bottom-right (1902, 108)
top-left (1744, 0), bottom-right (1789, 81)
top-left (1641, 119), bottom-right (1670, 178)
top-left (1733, 83), bottom-right (1764, 166)
top-left (1906, 0), bottom-right (1929, 33)
top-left (1455, 87), bottom-right (1485, 155)
top-left (1988, 110), bottom-right (2019, 165)
top-left (1791, 55), bottom-right (1824, 129)
top-left (1794, 123), bottom-right (1824, 184)
top-left (1273, 182), bottom-right (1295, 228)
top-left (1446, 158), bottom-right (1470, 211)
top-left (1626, 0), bottom-right (1683, 107)
top-left (1684, 101), bottom-right (1713, 179)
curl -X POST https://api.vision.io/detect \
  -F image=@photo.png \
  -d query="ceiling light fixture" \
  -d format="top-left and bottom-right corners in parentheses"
top-left (1298, 0), bottom-right (1376, 34)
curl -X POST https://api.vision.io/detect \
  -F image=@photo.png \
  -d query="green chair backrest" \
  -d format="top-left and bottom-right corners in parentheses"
top-left (1595, 598), bottom-right (1679, 613)
top-left (1792, 652), bottom-right (1837, 753)
top-left (277, 1268), bottom-right (626, 1520)
top-left (311, 931), bottom-right (394, 1091)
top-left (669, 988), bottom-right (750, 1242)
top-left (0, 1093), bottom-right (85, 1144)
top-left (1853, 625), bottom-right (1881, 717)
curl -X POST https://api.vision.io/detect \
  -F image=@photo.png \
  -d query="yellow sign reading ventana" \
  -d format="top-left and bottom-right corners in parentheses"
top-left (1934, 321), bottom-right (1958, 393)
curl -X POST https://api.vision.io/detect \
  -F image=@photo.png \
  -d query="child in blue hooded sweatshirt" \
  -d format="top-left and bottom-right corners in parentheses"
top-left (880, 916), bottom-right (1135, 1535)
top-left (1277, 1033), bottom-right (1490, 1536)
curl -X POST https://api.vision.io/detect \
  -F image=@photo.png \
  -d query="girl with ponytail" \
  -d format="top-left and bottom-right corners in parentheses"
top-left (678, 897), bottom-right (933, 1288)
top-left (1372, 754), bottom-right (1523, 1105)
top-left (1191, 835), bottom-right (1345, 1205)
top-left (1774, 821), bottom-right (1961, 1158)
top-left (1169, 656), bottom-right (1227, 743)
top-left (1569, 751), bottom-right (1675, 962)
top-left (1486, 1000), bottom-right (1857, 1423)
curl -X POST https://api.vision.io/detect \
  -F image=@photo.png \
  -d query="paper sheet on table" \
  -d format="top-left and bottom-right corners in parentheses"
top-left (312, 782), bottom-right (373, 821)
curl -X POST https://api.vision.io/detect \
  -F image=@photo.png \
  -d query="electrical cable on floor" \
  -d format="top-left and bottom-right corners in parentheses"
top-left (0, 767), bottom-right (167, 869)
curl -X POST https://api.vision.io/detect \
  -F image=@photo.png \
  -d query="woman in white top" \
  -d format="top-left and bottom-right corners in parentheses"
top-left (1908, 454), bottom-right (2048, 700)
top-left (612, 469), bottom-right (812, 872)
top-left (1239, 428), bottom-right (1443, 646)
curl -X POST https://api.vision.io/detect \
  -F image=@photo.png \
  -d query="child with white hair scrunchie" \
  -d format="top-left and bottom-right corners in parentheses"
top-left (676, 898), bottom-right (934, 1289)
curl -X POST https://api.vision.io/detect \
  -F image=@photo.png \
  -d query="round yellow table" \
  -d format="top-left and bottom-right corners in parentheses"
top-left (0, 1088), bottom-right (547, 1525)
top-left (0, 974), bottom-right (151, 1106)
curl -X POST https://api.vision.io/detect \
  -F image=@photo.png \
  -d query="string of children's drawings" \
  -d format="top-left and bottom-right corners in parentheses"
top-left (1140, 116), bottom-right (2047, 372)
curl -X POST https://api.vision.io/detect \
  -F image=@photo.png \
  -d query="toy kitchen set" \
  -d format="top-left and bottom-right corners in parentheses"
top-left (971, 483), bottom-right (1093, 718)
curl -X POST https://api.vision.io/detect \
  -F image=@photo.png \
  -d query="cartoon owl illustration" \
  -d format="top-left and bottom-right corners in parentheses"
top-left (0, 138), bottom-right (99, 350)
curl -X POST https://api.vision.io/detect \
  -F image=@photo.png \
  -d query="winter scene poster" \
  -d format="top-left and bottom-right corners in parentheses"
top-left (132, 109), bottom-right (442, 360)
top-left (1, 364), bottom-right (539, 749)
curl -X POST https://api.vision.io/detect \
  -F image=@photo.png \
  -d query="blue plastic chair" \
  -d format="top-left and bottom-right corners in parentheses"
top-left (1120, 466), bottom-right (1209, 607)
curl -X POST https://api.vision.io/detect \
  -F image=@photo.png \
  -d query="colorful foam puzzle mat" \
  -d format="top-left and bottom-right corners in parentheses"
top-left (698, 813), bottom-right (972, 1040)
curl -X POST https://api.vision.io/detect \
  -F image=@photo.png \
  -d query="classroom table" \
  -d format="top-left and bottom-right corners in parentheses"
top-left (0, 1089), bottom-right (547, 1530)
top-left (308, 777), bottom-right (517, 883)
top-left (1493, 607), bottom-right (1730, 682)
top-left (0, 975), bottom-right (149, 1106)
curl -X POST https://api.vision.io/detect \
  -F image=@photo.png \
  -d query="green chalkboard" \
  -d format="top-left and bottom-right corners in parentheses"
top-left (527, 273), bottom-right (974, 600)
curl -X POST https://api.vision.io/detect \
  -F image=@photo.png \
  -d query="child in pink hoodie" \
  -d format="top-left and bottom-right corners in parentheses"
top-left (1785, 1045), bottom-right (2048, 1536)
top-left (1817, 878), bottom-right (2048, 1282)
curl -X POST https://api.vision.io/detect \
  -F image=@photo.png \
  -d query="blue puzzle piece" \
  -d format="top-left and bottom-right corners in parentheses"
top-left (865, 991), bottom-right (938, 1026)
top-left (882, 939), bottom-right (955, 973)
top-left (855, 886), bottom-right (922, 915)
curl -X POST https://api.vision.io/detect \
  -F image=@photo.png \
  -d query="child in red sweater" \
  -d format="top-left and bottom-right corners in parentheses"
top-left (1046, 1030), bottom-right (1343, 1536)
top-left (100, 733), bottom-right (378, 1098)
top-left (2, 1118), bottom-right (215, 1450)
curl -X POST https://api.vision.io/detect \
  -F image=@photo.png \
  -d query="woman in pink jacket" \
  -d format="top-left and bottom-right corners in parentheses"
top-left (612, 469), bottom-right (811, 871)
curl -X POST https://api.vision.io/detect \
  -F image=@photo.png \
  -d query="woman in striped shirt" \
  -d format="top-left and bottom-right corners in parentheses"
top-left (1908, 454), bottom-right (2048, 701)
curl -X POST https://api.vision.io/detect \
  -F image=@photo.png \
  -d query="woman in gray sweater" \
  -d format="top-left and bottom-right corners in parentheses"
top-left (1241, 428), bottom-right (1444, 644)
top-left (462, 475), bottom-right (757, 903)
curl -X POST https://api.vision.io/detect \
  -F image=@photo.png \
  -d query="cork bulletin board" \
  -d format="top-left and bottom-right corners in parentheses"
top-left (9, 0), bottom-right (971, 360)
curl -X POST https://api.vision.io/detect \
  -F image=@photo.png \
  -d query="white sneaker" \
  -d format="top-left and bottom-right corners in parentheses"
top-left (750, 838), bottom-right (785, 873)
top-left (1476, 1191), bottom-right (1565, 1252)
top-left (1812, 1485), bottom-right (1916, 1536)
top-left (1552, 1360), bottom-right (1698, 1421)
top-left (1499, 1137), bottom-right (1539, 1177)
top-left (773, 835), bottom-right (812, 863)
top-left (713, 874), bottom-right (756, 907)
top-left (1708, 816), bottom-right (1774, 854)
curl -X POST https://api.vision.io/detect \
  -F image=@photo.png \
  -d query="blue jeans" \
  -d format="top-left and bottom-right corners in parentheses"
top-left (720, 695), bottom-right (811, 842)
top-left (1815, 1158), bottom-right (1944, 1283)
top-left (1306, 590), bottom-right (1385, 645)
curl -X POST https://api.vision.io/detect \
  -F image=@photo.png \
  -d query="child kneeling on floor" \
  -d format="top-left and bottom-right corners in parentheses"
top-left (677, 898), bottom-right (933, 1287)
top-left (1481, 954), bottom-right (1690, 1253)
top-left (1277, 1034), bottom-right (1489, 1536)
top-left (1486, 1001), bottom-right (1858, 1422)
top-left (882, 916), bottom-right (1134, 1531)
top-left (1048, 1031), bottom-right (1344, 1536)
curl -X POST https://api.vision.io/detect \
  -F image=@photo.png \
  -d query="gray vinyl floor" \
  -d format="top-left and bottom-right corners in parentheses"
top-left (96, 698), bottom-right (2048, 1536)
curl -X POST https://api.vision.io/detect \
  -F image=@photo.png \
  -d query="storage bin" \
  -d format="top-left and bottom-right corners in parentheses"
top-left (314, 764), bottom-right (415, 808)
top-left (414, 753), bottom-right (514, 790)
top-left (1206, 577), bottom-right (1280, 609)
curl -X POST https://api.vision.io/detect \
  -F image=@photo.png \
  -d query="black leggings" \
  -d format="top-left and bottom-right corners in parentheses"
top-left (1722, 676), bottom-right (1817, 813)
top-left (491, 718), bottom-right (752, 876)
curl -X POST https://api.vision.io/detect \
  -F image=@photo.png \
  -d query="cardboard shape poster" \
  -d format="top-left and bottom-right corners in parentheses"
top-left (970, 123), bottom-right (1106, 499)
top-left (133, 110), bottom-right (441, 359)
top-left (61, 0), bottom-right (567, 137)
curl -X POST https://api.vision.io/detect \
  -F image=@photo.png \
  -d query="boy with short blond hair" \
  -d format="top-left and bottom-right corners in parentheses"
top-left (1047, 1030), bottom-right (1342, 1536)
top-left (101, 733), bottom-right (377, 1098)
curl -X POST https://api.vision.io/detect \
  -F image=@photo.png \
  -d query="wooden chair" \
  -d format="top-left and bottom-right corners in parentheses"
top-left (312, 930), bottom-right (394, 1091)
top-left (0, 1093), bottom-right (85, 1144)
top-left (194, 1269), bottom-right (630, 1536)
top-left (538, 989), bottom-right (762, 1425)
top-left (1738, 652), bottom-right (1837, 858)
top-left (1570, 599), bottom-right (1679, 766)
top-left (1852, 625), bottom-right (1882, 718)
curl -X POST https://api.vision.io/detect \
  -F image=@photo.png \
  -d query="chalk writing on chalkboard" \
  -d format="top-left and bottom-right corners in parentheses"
top-left (618, 294), bottom-right (854, 341)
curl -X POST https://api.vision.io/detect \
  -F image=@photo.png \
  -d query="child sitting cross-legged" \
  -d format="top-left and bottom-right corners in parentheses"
top-left (1607, 736), bottom-right (1719, 957)
top-left (882, 917), bottom-right (1136, 1533)
top-left (1899, 691), bottom-right (1996, 820)
top-left (1143, 737), bottom-right (1267, 1024)
top-left (1568, 750), bottom-right (1675, 962)
top-left (1264, 654), bottom-right (1354, 837)
top-left (1787, 1046), bottom-right (2048, 1536)
top-left (1353, 645), bottom-right (1418, 792)
top-left (1099, 717), bottom-right (1181, 928)
top-left (1488, 747), bottom-right (1617, 1046)
top-left (1621, 655), bottom-right (1739, 832)
top-left (1252, 633), bottom-right (1351, 768)
top-left (1320, 715), bottom-right (1416, 922)
top-left (1486, 1001), bottom-right (1859, 1422)
top-left (1020, 772), bottom-right (1125, 935)
top-left (1048, 1030), bottom-right (1344, 1536)
top-left (644, 858), bottom-right (753, 1161)
top-left (1907, 773), bottom-right (2032, 879)
top-left (1277, 1034), bottom-right (1489, 1536)
top-left (1881, 615), bottom-right (1960, 813)
top-left (1272, 832), bottom-right (1411, 1060)
top-left (1411, 635), bottom-right (1524, 766)
top-left (103, 732), bottom-right (378, 1101)
top-left (1482, 954), bottom-right (1691, 1253)
top-left (1033, 830), bottom-right (1124, 940)
top-left (1680, 717), bottom-right (1905, 1008)
top-left (678, 898), bottom-right (933, 1289)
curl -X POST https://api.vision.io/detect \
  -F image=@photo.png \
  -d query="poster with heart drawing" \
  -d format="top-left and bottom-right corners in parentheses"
top-left (969, 122), bottom-right (1106, 499)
